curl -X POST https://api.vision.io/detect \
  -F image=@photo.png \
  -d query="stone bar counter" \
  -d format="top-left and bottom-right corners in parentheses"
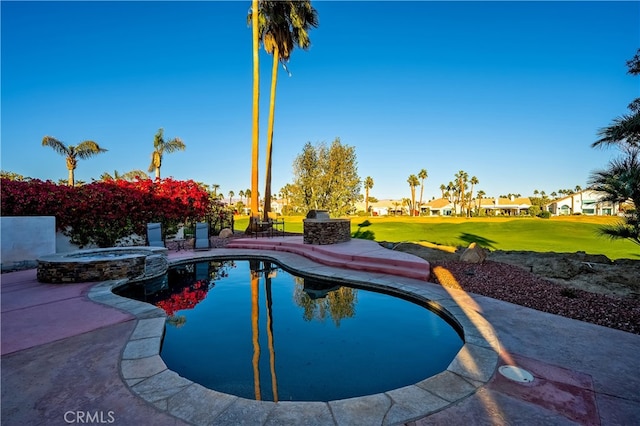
top-left (303, 210), bottom-right (351, 245)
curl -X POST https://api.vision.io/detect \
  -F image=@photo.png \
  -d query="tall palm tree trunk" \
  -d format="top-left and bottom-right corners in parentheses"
top-left (68, 168), bottom-right (74, 187)
top-left (365, 187), bottom-right (370, 216)
top-left (250, 0), bottom-right (260, 225)
top-left (263, 47), bottom-right (279, 222)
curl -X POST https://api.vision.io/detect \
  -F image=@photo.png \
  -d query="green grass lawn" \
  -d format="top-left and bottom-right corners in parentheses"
top-left (233, 215), bottom-right (639, 260)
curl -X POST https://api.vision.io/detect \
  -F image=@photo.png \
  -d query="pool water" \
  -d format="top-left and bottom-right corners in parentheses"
top-left (117, 259), bottom-right (463, 402)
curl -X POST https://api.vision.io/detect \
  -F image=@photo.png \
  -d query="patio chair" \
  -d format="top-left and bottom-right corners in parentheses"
top-left (147, 222), bottom-right (165, 247)
top-left (268, 212), bottom-right (285, 237)
top-left (194, 222), bottom-right (210, 250)
top-left (251, 216), bottom-right (271, 238)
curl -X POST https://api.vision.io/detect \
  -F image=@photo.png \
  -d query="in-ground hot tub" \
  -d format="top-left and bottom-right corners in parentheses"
top-left (303, 210), bottom-right (351, 245)
top-left (37, 246), bottom-right (168, 284)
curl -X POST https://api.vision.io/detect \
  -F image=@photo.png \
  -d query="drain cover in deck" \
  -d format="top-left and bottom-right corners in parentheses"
top-left (498, 365), bottom-right (534, 383)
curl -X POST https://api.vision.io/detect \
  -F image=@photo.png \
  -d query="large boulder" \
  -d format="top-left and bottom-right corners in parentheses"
top-left (219, 228), bottom-right (234, 238)
top-left (460, 242), bottom-right (487, 263)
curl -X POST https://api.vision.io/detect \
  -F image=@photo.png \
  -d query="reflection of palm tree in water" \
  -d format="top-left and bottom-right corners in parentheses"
top-left (249, 260), bottom-right (279, 401)
top-left (264, 263), bottom-right (279, 402)
top-left (250, 262), bottom-right (261, 400)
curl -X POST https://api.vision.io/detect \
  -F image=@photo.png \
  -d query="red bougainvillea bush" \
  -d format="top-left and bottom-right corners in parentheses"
top-left (0, 178), bottom-right (218, 247)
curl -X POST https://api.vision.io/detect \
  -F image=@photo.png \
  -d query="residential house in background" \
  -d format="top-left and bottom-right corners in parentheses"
top-left (477, 196), bottom-right (532, 216)
top-left (545, 190), bottom-right (619, 216)
top-left (424, 198), bottom-right (454, 216)
top-left (356, 199), bottom-right (404, 216)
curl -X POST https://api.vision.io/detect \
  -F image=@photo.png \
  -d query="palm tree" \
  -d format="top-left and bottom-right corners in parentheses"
top-left (575, 185), bottom-right (583, 213)
top-left (228, 190), bottom-right (235, 206)
top-left (588, 147), bottom-right (640, 245)
top-left (468, 176), bottom-right (479, 217)
top-left (211, 184), bottom-right (221, 198)
top-left (256, 1), bottom-right (319, 221)
top-left (593, 50), bottom-right (639, 150)
top-left (42, 136), bottom-right (108, 186)
top-left (148, 128), bottom-right (185, 179)
top-left (407, 174), bottom-right (420, 217)
top-left (364, 176), bottom-right (374, 215)
top-left (476, 190), bottom-right (486, 214)
top-left (453, 170), bottom-right (468, 216)
top-left (249, 0), bottom-right (261, 226)
top-left (592, 112), bottom-right (640, 149)
top-left (439, 184), bottom-right (446, 199)
top-left (417, 169), bottom-right (428, 215)
top-left (245, 188), bottom-right (252, 208)
top-left (100, 169), bottom-right (149, 181)
top-left (392, 200), bottom-right (400, 216)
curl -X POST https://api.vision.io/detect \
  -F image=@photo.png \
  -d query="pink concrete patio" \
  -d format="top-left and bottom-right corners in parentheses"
top-left (2, 240), bottom-right (639, 425)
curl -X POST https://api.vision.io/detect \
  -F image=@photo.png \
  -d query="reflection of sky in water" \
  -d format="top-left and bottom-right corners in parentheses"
top-left (145, 260), bottom-right (463, 402)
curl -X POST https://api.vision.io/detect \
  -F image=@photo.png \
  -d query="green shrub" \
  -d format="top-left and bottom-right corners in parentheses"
top-left (538, 210), bottom-right (552, 219)
top-left (528, 205), bottom-right (541, 217)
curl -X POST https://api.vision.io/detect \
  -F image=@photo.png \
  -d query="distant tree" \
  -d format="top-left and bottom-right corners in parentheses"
top-left (439, 184), bottom-right (446, 199)
top-left (0, 170), bottom-right (29, 181)
top-left (100, 169), bottom-right (149, 181)
top-left (228, 190), bottom-right (235, 206)
top-left (417, 169), bottom-right (428, 213)
top-left (468, 176), bottom-right (478, 217)
top-left (364, 176), bottom-right (374, 215)
top-left (476, 189), bottom-right (486, 215)
top-left (407, 174), bottom-right (419, 216)
top-left (279, 184), bottom-right (294, 214)
top-left (454, 170), bottom-right (468, 216)
top-left (211, 184), bottom-right (220, 198)
top-left (445, 181), bottom-right (454, 202)
top-left (402, 197), bottom-right (412, 215)
top-left (42, 136), bottom-right (107, 186)
top-left (148, 128), bottom-right (185, 179)
top-left (389, 201), bottom-right (396, 216)
top-left (291, 138), bottom-right (360, 216)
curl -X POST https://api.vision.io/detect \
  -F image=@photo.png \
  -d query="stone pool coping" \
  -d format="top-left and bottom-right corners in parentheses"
top-left (87, 249), bottom-right (500, 425)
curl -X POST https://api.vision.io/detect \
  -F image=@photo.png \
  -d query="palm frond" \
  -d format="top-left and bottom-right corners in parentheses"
top-left (592, 111), bottom-right (640, 148)
top-left (163, 138), bottom-right (186, 153)
top-left (41, 136), bottom-right (70, 155)
top-left (74, 141), bottom-right (108, 159)
top-left (598, 223), bottom-right (640, 246)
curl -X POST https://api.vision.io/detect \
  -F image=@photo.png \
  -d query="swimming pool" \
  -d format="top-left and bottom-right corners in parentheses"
top-left (117, 258), bottom-right (464, 402)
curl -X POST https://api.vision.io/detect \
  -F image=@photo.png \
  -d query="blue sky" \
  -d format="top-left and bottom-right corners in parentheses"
top-left (2, 1), bottom-right (638, 201)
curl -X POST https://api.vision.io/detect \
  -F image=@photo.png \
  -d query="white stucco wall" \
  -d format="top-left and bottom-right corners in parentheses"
top-left (1, 216), bottom-right (56, 268)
